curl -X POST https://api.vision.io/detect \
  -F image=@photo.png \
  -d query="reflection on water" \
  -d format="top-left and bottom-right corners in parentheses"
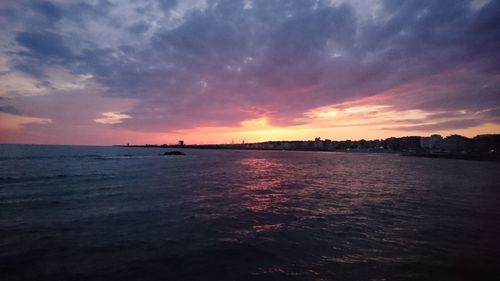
top-left (239, 157), bottom-right (285, 190)
top-left (239, 157), bottom-right (290, 213)
top-left (1, 145), bottom-right (500, 280)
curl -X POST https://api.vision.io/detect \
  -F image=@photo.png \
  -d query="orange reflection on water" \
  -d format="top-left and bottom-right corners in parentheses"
top-left (238, 157), bottom-right (290, 214)
top-left (239, 158), bottom-right (284, 190)
top-left (253, 223), bottom-right (283, 233)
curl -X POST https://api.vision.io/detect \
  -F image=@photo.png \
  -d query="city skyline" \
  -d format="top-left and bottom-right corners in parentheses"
top-left (1, 0), bottom-right (500, 145)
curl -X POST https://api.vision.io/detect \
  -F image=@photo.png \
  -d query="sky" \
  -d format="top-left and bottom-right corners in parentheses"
top-left (0, 0), bottom-right (499, 145)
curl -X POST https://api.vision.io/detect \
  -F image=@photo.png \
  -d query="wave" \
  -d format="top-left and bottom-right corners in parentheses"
top-left (0, 173), bottom-right (110, 183)
top-left (0, 154), bottom-right (164, 161)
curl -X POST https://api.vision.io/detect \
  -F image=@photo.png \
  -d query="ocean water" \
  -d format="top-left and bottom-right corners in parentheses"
top-left (1, 144), bottom-right (499, 281)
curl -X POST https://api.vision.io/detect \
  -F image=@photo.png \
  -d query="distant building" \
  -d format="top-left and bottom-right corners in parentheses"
top-left (385, 137), bottom-right (399, 150)
top-left (324, 139), bottom-right (332, 150)
top-left (399, 136), bottom-right (421, 151)
top-left (473, 134), bottom-right (500, 154)
top-left (420, 134), bottom-right (443, 149)
top-left (438, 135), bottom-right (471, 153)
top-left (358, 139), bottom-right (367, 149)
top-left (314, 137), bottom-right (323, 150)
top-left (429, 134), bottom-right (443, 149)
top-left (373, 139), bottom-right (385, 149)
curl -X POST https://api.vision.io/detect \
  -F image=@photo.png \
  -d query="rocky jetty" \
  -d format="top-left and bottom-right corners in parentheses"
top-left (162, 151), bottom-right (185, 156)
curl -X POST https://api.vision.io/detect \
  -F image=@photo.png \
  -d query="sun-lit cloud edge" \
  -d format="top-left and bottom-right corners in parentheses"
top-left (0, 112), bottom-right (52, 130)
top-left (166, 86), bottom-right (500, 144)
top-left (94, 112), bottom-right (132, 125)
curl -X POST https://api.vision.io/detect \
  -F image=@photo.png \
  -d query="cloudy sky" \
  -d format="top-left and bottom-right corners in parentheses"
top-left (0, 0), bottom-right (499, 145)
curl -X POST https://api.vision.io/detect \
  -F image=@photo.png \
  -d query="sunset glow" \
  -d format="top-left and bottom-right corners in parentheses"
top-left (1, 0), bottom-right (499, 145)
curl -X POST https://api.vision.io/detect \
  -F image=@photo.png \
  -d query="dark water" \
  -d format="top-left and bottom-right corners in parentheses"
top-left (1, 144), bottom-right (500, 280)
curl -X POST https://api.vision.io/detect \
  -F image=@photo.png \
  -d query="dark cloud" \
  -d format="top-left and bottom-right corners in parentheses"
top-left (0, 97), bottom-right (19, 114)
top-left (127, 21), bottom-right (150, 34)
top-left (0, 105), bottom-right (18, 114)
top-left (32, 1), bottom-right (62, 22)
top-left (157, 0), bottom-right (177, 11)
top-left (15, 31), bottom-right (73, 61)
top-left (3, 0), bottom-right (500, 133)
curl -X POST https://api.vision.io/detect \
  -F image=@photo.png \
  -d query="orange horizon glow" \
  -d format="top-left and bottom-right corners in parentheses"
top-left (4, 119), bottom-right (498, 147)
top-left (1, 67), bottom-right (499, 146)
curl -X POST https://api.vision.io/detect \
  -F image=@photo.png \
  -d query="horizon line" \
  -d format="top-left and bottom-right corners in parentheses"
top-left (3, 133), bottom-right (498, 147)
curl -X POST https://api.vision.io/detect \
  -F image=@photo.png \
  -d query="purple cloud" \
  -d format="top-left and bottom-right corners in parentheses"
top-left (1, 0), bottom-right (499, 140)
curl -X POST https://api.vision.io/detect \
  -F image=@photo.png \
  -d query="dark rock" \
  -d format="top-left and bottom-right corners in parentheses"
top-left (162, 151), bottom-right (186, 156)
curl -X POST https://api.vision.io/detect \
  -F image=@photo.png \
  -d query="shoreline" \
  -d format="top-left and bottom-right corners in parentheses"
top-left (116, 144), bottom-right (500, 162)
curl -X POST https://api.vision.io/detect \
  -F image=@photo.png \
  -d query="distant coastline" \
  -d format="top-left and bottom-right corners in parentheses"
top-left (116, 134), bottom-right (500, 162)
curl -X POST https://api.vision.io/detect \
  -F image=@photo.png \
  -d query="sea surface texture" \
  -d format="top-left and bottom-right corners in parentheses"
top-left (1, 144), bottom-right (499, 280)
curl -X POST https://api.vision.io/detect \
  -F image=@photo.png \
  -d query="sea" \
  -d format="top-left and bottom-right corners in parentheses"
top-left (1, 144), bottom-right (499, 280)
